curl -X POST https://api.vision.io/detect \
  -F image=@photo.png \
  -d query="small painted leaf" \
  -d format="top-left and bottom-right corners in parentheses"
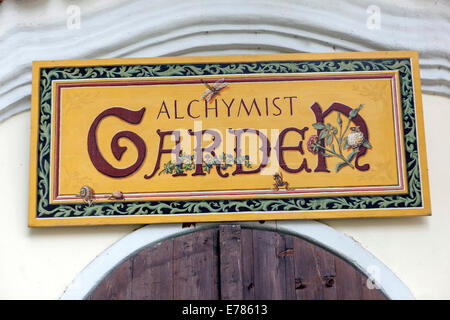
top-left (311, 142), bottom-right (320, 153)
top-left (362, 140), bottom-right (372, 149)
top-left (326, 134), bottom-right (333, 146)
top-left (312, 122), bottom-right (326, 130)
top-left (337, 112), bottom-right (342, 126)
top-left (349, 104), bottom-right (363, 120)
top-left (319, 129), bottom-right (328, 140)
top-left (174, 166), bottom-right (184, 174)
top-left (164, 165), bottom-right (173, 174)
top-left (323, 153), bottom-right (333, 157)
top-left (342, 137), bottom-right (349, 150)
top-left (330, 144), bottom-right (335, 153)
top-left (347, 149), bottom-right (359, 162)
top-left (335, 162), bottom-right (347, 173)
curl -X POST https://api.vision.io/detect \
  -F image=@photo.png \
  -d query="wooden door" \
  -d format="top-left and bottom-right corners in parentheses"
top-left (86, 225), bottom-right (386, 300)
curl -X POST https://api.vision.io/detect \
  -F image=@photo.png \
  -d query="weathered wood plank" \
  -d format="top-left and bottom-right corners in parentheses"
top-left (292, 237), bottom-right (323, 300)
top-left (241, 228), bottom-right (255, 300)
top-left (88, 259), bottom-right (132, 300)
top-left (275, 233), bottom-right (296, 300)
top-left (219, 225), bottom-right (244, 300)
top-left (334, 256), bottom-right (363, 300)
top-left (313, 245), bottom-right (337, 300)
top-left (252, 229), bottom-right (287, 299)
top-left (360, 273), bottom-right (387, 300)
top-left (173, 229), bottom-right (219, 299)
top-left (85, 227), bottom-right (388, 301)
top-left (131, 240), bottom-right (173, 299)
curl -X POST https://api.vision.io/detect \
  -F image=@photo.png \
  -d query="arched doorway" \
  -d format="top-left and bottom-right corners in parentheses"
top-left (85, 225), bottom-right (386, 300)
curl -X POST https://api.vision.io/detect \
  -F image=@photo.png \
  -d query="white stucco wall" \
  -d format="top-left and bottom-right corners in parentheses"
top-left (0, 94), bottom-right (448, 299)
top-left (0, 0), bottom-right (449, 300)
top-left (0, 0), bottom-right (128, 36)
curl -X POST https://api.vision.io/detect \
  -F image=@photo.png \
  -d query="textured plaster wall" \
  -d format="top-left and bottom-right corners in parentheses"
top-left (0, 0), bottom-right (128, 36)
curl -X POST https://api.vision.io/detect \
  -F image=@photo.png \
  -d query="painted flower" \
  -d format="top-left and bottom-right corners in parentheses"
top-left (307, 135), bottom-right (319, 154)
top-left (347, 126), bottom-right (364, 149)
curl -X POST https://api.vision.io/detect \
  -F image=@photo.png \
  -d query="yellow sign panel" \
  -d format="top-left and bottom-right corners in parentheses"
top-left (29, 51), bottom-right (431, 226)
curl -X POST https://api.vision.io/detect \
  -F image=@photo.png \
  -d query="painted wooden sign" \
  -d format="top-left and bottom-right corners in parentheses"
top-left (28, 51), bottom-right (431, 227)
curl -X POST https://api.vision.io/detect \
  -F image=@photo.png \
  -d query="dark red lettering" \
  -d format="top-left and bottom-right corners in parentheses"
top-left (228, 128), bottom-right (271, 175)
top-left (310, 102), bottom-right (370, 172)
top-left (275, 127), bottom-right (311, 173)
top-left (87, 107), bottom-right (146, 178)
top-left (144, 130), bottom-right (182, 179)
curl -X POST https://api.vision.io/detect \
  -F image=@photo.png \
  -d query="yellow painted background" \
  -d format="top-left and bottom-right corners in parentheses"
top-left (56, 75), bottom-right (400, 200)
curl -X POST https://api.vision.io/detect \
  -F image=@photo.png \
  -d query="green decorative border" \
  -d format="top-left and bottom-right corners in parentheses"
top-left (36, 58), bottom-right (422, 218)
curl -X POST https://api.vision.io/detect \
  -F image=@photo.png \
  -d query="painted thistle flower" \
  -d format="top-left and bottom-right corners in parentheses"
top-left (307, 135), bottom-right (319, 154)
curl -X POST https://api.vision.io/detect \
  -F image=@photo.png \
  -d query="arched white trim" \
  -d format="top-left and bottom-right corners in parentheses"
top-left (61, 220), bottom-right (414, 300)
top-left (0, 0), bottom-right (449, 123)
